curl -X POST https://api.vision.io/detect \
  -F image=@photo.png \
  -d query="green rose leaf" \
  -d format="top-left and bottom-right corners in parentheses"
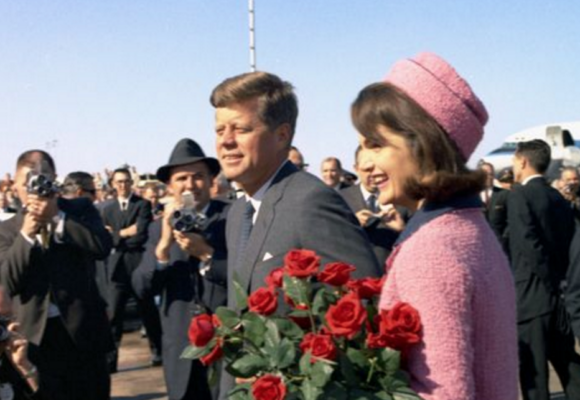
top-left (264, 319), bottom-right (282, 349)
top-left (180, 345), bottom-right (212, 360)
top-left (310, 361), bottom-right (334, 387)
top-left (393, 389), bottom-right (423, 400)
top-left (299, 352), bottom-right (313, 375)
top-left (301, 378), bottom-right (323, 400)
top-left (346, 348), bottom-right (369, 369)
top-left (228, 382), bottom-right (252, 400)
top-left (271, 338), bottom-right (297, 369)
top-left (375, 392), bottom-right (394, 400)
top-left (233, 279), bottom-right (249, 310)
top-left (272, 317), bottom-right (305, 340)
top-left (242, 312), bottom-right (266, 347)
top-left (215, 306), bottom-right (241, 329)
top-left (312, 288), bottom-right (337, 317)
top-left (283, 275), bottom-right (310, 306)
top-left (227, 354), bottom-right (268, 378)
top-left (378, 348), bottom-right (401, 374)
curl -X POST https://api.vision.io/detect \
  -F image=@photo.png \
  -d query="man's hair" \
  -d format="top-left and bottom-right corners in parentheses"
top-left (354, 145), bottom-right (363, 166)
top-left (16, 150), bottom-right (56, 175)
top-left (321, 157), bottom-right (343, 171)
top-left (478, 161), bottom-right (494, 173)
top-left (210, 71), bottom-right (299, 138)
top-left (110, 167), bottom-right (132, 183)
top-left (515, 140), bottom-right (551, 174)
top-left (62, 171), bottom-right (95, 196)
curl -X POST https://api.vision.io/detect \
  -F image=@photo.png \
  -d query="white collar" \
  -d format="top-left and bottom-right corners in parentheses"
top-left (522, 174), bottom-right (543, 186)
top-left (245, 160), bottom-right (289, 222)
top-left (359, 184), bottom-right (377, 202)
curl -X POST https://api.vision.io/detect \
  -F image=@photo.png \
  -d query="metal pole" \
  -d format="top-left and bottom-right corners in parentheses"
top-left (249, 0), bottom-right (256, 72)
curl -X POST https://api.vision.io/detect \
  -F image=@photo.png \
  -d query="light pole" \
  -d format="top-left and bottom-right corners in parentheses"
top-left (249, 0), bottom-right (256, 72)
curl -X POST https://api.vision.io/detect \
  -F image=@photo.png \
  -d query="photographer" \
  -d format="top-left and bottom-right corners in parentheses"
top-left (0, 150), bottom-right (113, 400)
top-left (132, 139), bottom-right (228, 400)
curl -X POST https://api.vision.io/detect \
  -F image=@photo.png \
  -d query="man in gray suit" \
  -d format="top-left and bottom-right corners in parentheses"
top-left (212, 71), bottom-right (380, 399)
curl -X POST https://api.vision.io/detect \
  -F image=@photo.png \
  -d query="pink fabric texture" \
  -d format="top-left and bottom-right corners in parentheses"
top-left (379, 209), bottom-right (518, 400)
top-left (385, 52), bottom-right (488, 160)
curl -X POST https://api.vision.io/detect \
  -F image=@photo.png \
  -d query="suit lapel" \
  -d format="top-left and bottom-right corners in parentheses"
top-left (239, 162), bottom-right (298, 292)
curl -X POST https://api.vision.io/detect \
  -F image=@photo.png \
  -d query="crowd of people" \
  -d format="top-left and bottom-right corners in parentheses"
top-left (0, 51), bottom-right (579, 400)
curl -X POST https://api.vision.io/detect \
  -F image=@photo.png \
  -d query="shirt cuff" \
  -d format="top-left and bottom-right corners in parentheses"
top-left (20, 231), bottom-right (37, 246)
top-left (155, 260), bottom-right (170, 271)
top-left (53, 211), bottom-right (66, 243)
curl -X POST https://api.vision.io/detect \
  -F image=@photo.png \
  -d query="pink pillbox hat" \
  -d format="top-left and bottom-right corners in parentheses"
top-left (385, 52), bottom-right (488, 160)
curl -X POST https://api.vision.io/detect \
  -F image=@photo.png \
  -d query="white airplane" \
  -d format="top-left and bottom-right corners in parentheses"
top-left (481, 121), bottom-right (580, 179)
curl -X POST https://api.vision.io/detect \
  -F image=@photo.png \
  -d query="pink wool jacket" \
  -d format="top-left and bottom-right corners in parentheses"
top-left (379, 199), bottom-right (518, 400)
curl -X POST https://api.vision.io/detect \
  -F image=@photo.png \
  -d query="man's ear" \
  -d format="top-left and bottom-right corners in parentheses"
top-left (274, 123), bottom-right (292, 149)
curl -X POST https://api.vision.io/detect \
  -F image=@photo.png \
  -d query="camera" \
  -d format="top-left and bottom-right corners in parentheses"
top-left (169, 192), bottom-right (206, 233)
top-left (27, 172), bottom-right (59, 197)
top-left (170, 208), bottom-right (206, 233)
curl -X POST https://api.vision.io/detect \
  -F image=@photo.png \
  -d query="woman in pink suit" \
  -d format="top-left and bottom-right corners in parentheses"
top-left (351, 52), bottom-right (518, 400)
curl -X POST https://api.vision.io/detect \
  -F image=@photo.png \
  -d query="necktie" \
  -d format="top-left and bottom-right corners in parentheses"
top-left (367, 194), bottom-right (378, 214)
top-left (234, 200), bottom-right (255, 272)
top-left (121, 201), bottom-right (127, 211)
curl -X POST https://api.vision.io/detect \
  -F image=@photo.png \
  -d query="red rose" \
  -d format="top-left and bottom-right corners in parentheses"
top-left (326, 292), bottom-right (367, 339)
top-left (252, 375), bottom-right (287, 400)
top-left (366, 332), bottom-right (390, 349)
top-left (188, 314), bottom-right (215, 347)
top-left (378, 303), bottom-right (422, 350)
top-left (347, 276), bottom-right (385, 299)
top-left (284, 249), bottom-right (320, 278)
top-left (200, 338), bottom-right (224, 366)
top-left (265, 267), bottom-right (285, 288)
top-left (248, 287), bottom-right (278, 316)
top-left (300, 332), bottom-right (338, 362)
top-left (317, 262), bottom-right (356, 286)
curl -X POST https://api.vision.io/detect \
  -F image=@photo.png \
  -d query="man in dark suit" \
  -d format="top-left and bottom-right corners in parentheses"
top-left (507, 139), bottom-right (580, 400)
top-left (341, 145), bottom-right (405, 266)
top-left (102, 168), bottom-right (162, 371)
top-left (0, 150), bottom-right (114, 399)
top-left (211, 71), bottom-right (380, 399)
top-left (133, 138), bottom-right (227, 400)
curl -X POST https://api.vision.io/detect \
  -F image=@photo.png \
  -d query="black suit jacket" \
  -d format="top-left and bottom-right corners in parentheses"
top-left (0, 197), bottom-right (114, 353)
top-left (340, 184), bottom-right (402, 266)
top-left (132, 199), bottom-right (229, 400)
top-left (507, 177), bottom-right (574, 322)
top-left (488, 187), bottom-right (510, 254)
top-left (101, 194), bottom-right (152, 281)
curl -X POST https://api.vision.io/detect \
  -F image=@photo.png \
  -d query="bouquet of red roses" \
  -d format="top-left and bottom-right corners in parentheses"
top-left (183, 249), bottom-right (423, 400)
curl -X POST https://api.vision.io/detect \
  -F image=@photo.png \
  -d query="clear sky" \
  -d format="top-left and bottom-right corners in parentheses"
top-left (1, 1), bottom-right (579, 178)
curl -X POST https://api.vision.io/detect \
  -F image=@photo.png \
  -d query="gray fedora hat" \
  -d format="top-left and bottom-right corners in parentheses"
top-left (156, 138), bottom-right (220, 183)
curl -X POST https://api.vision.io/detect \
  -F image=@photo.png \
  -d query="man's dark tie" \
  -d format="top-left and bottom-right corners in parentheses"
top-left (121, 201), bottom-right (128, 211)
top-left (234, 200), bottom-right (255, 272)
top-left (367, 194), bottom-right (378, 214)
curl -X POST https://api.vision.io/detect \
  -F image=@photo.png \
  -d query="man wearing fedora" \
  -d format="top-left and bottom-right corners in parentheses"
top-left (133, 138), bottom-right (228, 400)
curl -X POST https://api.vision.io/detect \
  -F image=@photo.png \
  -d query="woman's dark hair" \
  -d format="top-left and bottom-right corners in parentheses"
top-left (351, 82), bottom-right (485, 203)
